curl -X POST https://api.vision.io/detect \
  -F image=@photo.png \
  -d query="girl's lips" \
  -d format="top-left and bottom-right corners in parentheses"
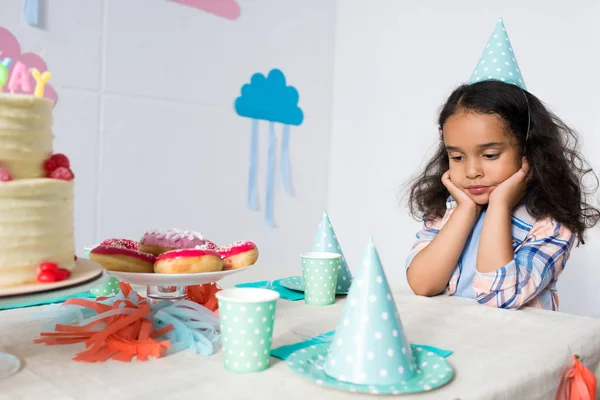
top-left (467, 186), bottom-right (489, 195)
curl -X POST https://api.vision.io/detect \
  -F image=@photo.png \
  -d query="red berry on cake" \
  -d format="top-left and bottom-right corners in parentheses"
top-left (44, 154), bottom-right (71, 175)
top-left (0, 167), bottom-right (12, 182)
top-left (36, 262), bottom-right (71, 283)
top-left (55, 268), bottom-right (71, 281)
top-left (49, 166), bottom-right (74, 181)
top-left (39, 262), bottom-right (59, 273)
top-left (51, 154), bottom-right (70, 169)
top-left (44, 158), bottom-right (57, 173)
top-left (37, 272), bottom-right (57, 283)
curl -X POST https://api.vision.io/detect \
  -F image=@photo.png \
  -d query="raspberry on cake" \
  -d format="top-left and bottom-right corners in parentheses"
top-left (0, 167), bottom-right (12, 182)
top-left (44, 154), bottom-right (74, 181)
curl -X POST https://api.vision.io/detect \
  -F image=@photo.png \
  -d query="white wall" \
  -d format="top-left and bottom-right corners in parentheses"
top-left (1, 0), bottom-right (598, 317)
top-left (0, 0), bottom-right (337, 284)
top-left (328, 0), bottom-right (600, 317)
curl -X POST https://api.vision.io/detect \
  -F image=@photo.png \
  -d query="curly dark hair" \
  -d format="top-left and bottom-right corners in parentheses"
top-left (407, 80), bottom-right (600, 244)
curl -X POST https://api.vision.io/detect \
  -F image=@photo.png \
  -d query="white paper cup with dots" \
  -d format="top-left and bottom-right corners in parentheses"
top-left (301, 252), bottom-right (341, 306)
top-left (216, 288), bottom-right (280, 373)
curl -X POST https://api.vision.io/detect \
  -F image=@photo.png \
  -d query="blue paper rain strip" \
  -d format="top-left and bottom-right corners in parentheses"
top-left (280, 124), bottom-right (293, 195)
top-left (265, 121), bottom-right (277, 227)
top-left (247, 118), bottom-right (259, 210)
top-left (22, 0), bottom-right (40, 26)
top-left (1, 59), bottom-right (13, 68)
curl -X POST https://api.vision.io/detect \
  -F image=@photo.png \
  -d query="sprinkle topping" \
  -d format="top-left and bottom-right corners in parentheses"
top-left (100, 238), bottom-right (140, 250)
top-left (217, 241), bottom-right (257, 259)
top-left (140, 228), bottom-right (209, 249)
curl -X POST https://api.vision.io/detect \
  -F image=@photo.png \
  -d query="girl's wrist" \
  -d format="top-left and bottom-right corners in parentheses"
top-left (455, 202), bottom-right (481, 221)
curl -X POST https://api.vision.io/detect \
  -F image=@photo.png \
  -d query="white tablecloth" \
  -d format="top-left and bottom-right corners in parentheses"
top-left (1, 289), bottom-right (600, 400)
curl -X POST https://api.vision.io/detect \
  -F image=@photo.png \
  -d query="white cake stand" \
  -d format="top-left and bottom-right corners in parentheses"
top-left (105, 264), bottom-right (254, 303)
top-left (0, 259), bottom-right (107, 381)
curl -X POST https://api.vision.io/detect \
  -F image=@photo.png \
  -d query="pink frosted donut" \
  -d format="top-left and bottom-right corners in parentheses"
top-left (100, 238), bottom-right (139, 250)
top-left (154, 248), bottom-right (223, 274)
top-left (217, 241), bottom-right (259, 270)
top-left (139, 228), bottom-right (216, 256)
top-left (90, 245), bottom-right (156, 273)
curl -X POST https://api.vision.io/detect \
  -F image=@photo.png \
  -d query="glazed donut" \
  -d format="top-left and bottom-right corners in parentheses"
top-left (90, 244), bottom-right (156, 273)
top-left (217, 241), bottom-right (259, 270)
top-left (139, 228), bottom-right (216, 256)
top-left (154, 248), bottom-right (223, 274)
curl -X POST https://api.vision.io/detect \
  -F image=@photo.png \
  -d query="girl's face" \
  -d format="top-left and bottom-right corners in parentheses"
top-left (442, 111), bottom-right (523, 205)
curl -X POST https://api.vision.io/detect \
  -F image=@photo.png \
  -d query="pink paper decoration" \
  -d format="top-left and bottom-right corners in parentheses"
top-left (0, 26), bottom-right (57, 104)
top-left (170, 0), bottom-right (240, 20)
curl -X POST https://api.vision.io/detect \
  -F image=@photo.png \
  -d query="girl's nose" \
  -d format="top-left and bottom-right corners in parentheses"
top-left (465, 159), bottom-right (483, 179)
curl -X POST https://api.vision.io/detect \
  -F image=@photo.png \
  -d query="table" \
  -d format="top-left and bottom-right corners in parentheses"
top-left (1, 289), bottom-right (600, 400)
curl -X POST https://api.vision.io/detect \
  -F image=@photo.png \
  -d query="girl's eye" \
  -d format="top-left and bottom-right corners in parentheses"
top-left (449, 155), bottom-right (464, 161)
top-left (483, 154), bottom-right (500, 160)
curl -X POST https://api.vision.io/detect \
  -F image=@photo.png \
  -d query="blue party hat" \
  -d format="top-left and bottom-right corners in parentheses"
top-left (469, 18), bottom-right (526, 89)
top-left (311, 211), bottom-right (352, 291)
top-left (324, 237), bottom-right (417, 385)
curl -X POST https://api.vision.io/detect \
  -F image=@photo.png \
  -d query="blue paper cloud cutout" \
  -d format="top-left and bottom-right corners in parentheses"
top-left (235, 69), bottom-right (304, 126)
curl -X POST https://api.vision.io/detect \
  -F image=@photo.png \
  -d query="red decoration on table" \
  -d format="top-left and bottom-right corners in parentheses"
top-left (34, 281), bottom-right (223, 362)
top-left (556, 355), bottom-right (597, 400)
top-left (35, 283), bottom-right (173, 362)
top-left (187, 282), bottom-right (221, 312)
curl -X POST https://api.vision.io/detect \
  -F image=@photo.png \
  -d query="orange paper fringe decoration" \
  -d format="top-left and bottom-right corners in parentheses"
top-left (187, 282), bottom-right (221, 312)
top-left (557, 355), bottom-right (597, 400)
top-left (34, 282), bottom-right (222, 362)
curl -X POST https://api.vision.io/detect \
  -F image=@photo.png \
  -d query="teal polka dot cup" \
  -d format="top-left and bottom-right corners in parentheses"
top-left (301, 252), bottom-right (341, 306)
top-left (216, 288), bottom-right (280, 373)
top-left (84, 244), bottom-right (121, 297)
top-left (83, 246), bottom-right (95, 259)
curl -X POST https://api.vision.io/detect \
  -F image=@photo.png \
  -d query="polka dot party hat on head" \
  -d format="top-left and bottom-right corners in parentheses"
top-left (469, 18), bottom-right (526, 90)
top-left (324, 237), bottom-right (417, 385)
top-left (311, 211), bottom-right (352, 292)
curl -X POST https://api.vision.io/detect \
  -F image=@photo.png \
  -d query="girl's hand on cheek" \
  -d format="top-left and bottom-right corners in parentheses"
top-left (489, 157), bottom-right (531, 209)
top-left (442, 170), bottom-right (481, 214)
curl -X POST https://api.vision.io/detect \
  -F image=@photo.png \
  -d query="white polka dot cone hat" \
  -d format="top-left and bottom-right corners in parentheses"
top-left (311, 211), bottom-right (353, 291)
top-left (469, 18), bottom-right (526, 90)
top-left (324, 237), bottom-right (417, 385)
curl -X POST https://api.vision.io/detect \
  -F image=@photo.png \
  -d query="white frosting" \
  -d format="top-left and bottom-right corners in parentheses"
top-left (0, 93), bottom-right (54, 179)
top-left (0, 179), bottom-right (75, 287)
top-left (0, 94), bottom-right (75, 288)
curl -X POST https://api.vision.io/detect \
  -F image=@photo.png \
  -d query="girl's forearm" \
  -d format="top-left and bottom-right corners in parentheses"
top-left (407, 205), bottom-right (479, 296)
top-left (476, 203), bottom-right (514, 273)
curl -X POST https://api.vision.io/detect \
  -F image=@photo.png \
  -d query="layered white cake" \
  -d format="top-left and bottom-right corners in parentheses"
top-left (0, 93), bottom-right (75, 287)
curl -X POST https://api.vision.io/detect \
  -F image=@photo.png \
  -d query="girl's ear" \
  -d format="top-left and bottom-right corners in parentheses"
top-left (521, 157), bottom-right (533, 182)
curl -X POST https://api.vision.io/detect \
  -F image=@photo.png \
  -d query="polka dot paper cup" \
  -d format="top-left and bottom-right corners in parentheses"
top-left (301, 252), bottom-right (341, 306)
top-left (216, 288), bottom-right (280, 373)
top-left (84, 244), bottom-right (121, 297)
top-left (83, 245), bottom-right (97, 259)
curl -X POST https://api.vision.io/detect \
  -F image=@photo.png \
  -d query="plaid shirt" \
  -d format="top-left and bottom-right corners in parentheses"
top-left (405, 198), bottom-right (575, 311)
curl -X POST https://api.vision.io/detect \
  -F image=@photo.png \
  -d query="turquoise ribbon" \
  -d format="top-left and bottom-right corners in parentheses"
top-left (235, 279), bottom-right (305, 301)
top-left (0, 292), bottom-right (94, 311)
top-left (270, 330), bottom-right (453, 360)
